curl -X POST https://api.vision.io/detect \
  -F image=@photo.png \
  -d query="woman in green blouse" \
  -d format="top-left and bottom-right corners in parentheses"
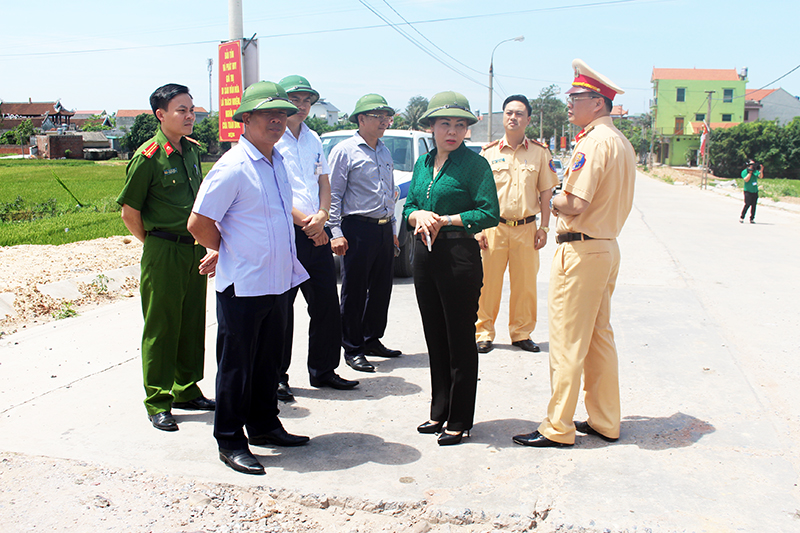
top-left (403, 91), bottom-right (499, 446)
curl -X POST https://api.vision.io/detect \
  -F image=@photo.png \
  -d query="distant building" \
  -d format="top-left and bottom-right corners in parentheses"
top-left (310, 99), bottom-right (340, 126)
top-left (469, 112), bottom-right (505, 143)
top-left (744, 88), bottom-right (800, 125)
top-left (610, 105), bottom-right (628, 119)
top-left (0, 99), bottom-right (75, 133)
top-left (651, 67), bottom-right (747, 166)
top-left (116, 107), bottom-right (209, 131)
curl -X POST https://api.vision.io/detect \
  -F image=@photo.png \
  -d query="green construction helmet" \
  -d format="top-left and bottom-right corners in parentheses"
top-left (278, 75), bottom-right (320, 105)
top-left (349, 93), bottom-right (395, 124)
top-left (419, 91), bottom-right (477, 127)
top-left (233, 81), bottom-right (298, 123)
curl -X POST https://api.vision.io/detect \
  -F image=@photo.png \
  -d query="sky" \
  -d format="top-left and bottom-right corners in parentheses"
top-left (2, 0), bottom-right (798, 121)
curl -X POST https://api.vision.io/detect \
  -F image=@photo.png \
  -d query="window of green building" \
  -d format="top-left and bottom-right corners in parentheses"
top-left (722, 114), bottom-right (732, 122)
top-left (676, 88), bottom-right (686, 102)
top-left (695, 113), bottom-right (705, 121)
top-left (723, 89), bottom-right (733, 103)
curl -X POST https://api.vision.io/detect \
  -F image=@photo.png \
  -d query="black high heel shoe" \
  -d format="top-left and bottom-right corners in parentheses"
top-left (437, 429), bottom-right (470, 446)
top-left (417, 420), bottom-right (444, 434)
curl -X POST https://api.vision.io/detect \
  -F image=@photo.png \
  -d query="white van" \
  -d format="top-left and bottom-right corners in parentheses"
top-left (321, 129), bottom-right (432, 277)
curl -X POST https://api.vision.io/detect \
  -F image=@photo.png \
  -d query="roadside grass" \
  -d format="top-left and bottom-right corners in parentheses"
top-left (0, 159), bottom-right (128, 245)
top-left (734, 178), bottom-right (800, 201)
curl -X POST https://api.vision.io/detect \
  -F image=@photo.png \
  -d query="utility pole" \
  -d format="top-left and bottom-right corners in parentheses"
top-left (539, 107), bottom-right (543, 143)
top-left (488, 36), bottom-right (524, 142)
top-left (207, 58), bottom-right (213, 114)
top-left (701, 90), bottom-right (714, 189)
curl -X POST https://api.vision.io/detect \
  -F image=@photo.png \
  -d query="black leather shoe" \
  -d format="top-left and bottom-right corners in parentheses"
top-left (575, 420), bottom-right (618, 442)
top-left (148, 411), bottom-right (178, 432)
top-left (364, 341), bottom-right (401, 358)
top-left (249, 426), bottom-right (310, 447)
top-left (276, 381), bottom-right (294, 402)
top-left (172, 395), bottom-right (216, 411)
top-left (417, 420), bottom-right (444, 434)
top-left (345, 354), bottom-right (375, 372)
top-left (512, 430), bottom-right (572, 447)
top-left (218, 448), bottom-right (265, 475)
top-left (438, 430), bottom-right (469, 446)
top-left (512, 339), bottom-right (540, 352)
top-left (476, 340), bottom-right (493, 353)
top-left (310, 373), bottom-right (359, 390)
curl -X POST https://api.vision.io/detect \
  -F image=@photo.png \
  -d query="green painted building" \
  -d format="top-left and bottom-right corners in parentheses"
top-left (651, 68), bottom-right (747, 166)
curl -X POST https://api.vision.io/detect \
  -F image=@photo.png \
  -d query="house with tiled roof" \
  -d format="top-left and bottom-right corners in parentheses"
top-left (651, 67), bottom-right (747, 166)
top-left (115, 107), bottom-right (209, 131)
top-left (610, 105), bottom-right (628, 119)
top-left (0, 99), bottom-right (75, 133)
top-left (744, 88), bottom-right (800, 125)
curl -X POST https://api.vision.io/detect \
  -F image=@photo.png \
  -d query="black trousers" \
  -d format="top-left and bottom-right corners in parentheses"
top-left (339, 217), bottom-right (395, 357)
top-left (741, 191), bottom-right (758, 221)
top-left (413, 236), bottom-right (483, 432)
top-left (214, 284), bottom-right (287, 451)
top-left (280, 226), bottom-right (341, 382)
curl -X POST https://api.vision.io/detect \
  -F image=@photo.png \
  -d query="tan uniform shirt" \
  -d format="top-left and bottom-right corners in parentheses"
top-left (481, 137), bottom-right (559, 221)
top-left (558, 116), bottom-right (636, 238)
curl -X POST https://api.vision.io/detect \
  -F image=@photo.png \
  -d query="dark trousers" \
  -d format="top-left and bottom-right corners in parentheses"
top-left (280, 226), bottom-right (341, 382)
top-left (413, 237), bottom-right (483, 432)
top-left (214, 284), bottom-right (287, 451)
top-left (339, 217), bottom-right (395, 357)
top-left (741, 191), bottom-right (758, 221)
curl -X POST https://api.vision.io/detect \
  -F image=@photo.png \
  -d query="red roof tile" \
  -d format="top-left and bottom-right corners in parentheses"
top-left (652, 68), bottom-right (740, 81)
top-left (610, 105), bottom-right (628, 117)
top-left (1, 102), bottom-right (74, 117)
top-left (745, 89), bottom-right (777, 102)
top-left (116, 109), bottom-right (152, 118)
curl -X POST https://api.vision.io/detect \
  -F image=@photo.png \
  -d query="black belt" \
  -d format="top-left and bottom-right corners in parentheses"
top-left (418, 231), bottom-right (472, 241)
top-left (556, 232), bottom-right (594, 244)
top-left (499, 215), bottom-right (537, 227)
top-left (148, 230), bottom-right (196, 245)
top-left (346, 215), bottom-right (392, 225)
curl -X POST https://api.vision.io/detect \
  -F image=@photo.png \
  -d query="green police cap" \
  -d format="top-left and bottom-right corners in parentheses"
top-left (349, 93), bottom-right (395, 124)
top-left (233, 81), bottom-right (298, 123)
top-left (278, 75), bottom-right (320, 105)
top-left (419, 91), bottom-right (477, 127)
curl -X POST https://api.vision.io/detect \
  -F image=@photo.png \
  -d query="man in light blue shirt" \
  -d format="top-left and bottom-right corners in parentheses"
top-left (328, 94), bottom-right (402, 373)
top-left (189, 81), bottom-right (310, 476)
top-left (275, 75), bottom-right (358, 400)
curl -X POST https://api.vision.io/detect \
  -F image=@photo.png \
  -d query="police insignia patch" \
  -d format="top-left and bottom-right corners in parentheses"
top-left (549, 159), bottom-right (557, 172)
top-left (572, 152), bottom-right (587, 171)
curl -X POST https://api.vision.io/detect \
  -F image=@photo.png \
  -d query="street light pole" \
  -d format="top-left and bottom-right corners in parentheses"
top-left (488, 35), bottom-right (524, 142)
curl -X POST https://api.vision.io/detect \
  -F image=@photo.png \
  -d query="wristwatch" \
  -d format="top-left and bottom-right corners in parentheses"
top-left (445, 215), bottom-right (453, 226)
top-left (539, 226), bottom-right (549, 233)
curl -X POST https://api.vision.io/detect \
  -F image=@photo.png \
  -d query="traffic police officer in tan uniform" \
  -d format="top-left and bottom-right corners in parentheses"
top-left (513, 60), bottom-right (636, 447)
top-left (475, 95), bottom-right (559, 354)
top-left (118, 83), bottom-right (217, 432)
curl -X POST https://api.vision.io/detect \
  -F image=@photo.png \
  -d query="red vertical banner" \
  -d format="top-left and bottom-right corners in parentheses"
top-left (218, 41), bottom-right (244, 142)
top-left (560, 136), bottom-right (567, 149)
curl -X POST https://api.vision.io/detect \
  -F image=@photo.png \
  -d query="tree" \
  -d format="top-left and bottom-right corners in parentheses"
top-left (0, 119), bottom-right (35, 147)
top-left (395, 96), bottom-right (428, 131)
top-left (614, 113), bottom-right (651, 157)
top-left (526, 85), bottom-right (568, 143)
top-left (304, 116), bottom-right (335, 136)
top-left (190, 112), bottom-right (231, 155)
top-left (707, 118), bottom-right (800, 179)
top-left (81, 114), bottom-right (114, 132)
top-left (122, 114), bottom-right (159, 153)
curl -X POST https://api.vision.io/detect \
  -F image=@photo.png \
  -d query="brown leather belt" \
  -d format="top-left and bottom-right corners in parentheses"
top-left (499, 215), bottom-right (537, 227)
top-left (556, 232), bottom-right (594, 244)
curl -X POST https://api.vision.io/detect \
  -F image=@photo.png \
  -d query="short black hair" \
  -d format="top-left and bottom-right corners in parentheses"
top-left (149, 84), bottom-right (192, 120)
top-left (503, 94), bottom-right (532, 116)
top-left (602, 96), bottom-right (613, 113)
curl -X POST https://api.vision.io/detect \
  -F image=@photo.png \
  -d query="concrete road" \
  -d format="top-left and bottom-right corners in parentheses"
top-left (1, 172), bottom-right (799, 531)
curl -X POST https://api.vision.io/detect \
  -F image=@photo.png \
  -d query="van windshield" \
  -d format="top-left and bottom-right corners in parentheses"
top-left (321, 135), bottom-right (414, 172)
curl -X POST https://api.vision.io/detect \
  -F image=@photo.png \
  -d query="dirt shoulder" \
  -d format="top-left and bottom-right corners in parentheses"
top-left (0, 236), bottom-right (142, 335)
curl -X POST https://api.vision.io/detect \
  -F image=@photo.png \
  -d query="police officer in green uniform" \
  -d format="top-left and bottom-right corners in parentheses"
top-left (117, 83), bottom-right (218, 431)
